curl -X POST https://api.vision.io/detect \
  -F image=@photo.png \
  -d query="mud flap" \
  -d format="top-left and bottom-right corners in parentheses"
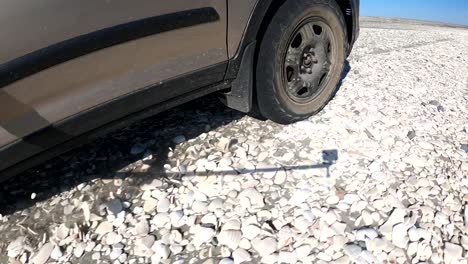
top-left (224, 41), bottom-right (256, 113)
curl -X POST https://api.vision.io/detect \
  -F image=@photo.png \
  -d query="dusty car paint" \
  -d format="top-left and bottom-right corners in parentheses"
top-left (227, 0), bottom-right (259, 58)
top-left (0, 1), bottom-right (227, 147)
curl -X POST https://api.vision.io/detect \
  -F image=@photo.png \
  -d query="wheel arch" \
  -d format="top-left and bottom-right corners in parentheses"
top-left (226, 0), bottom-right (358, 80)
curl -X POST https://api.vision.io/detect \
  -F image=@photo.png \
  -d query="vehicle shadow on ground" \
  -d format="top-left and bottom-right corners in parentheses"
top-left (0, 94), bottom-right (243, 216)
top-left (0, 61), bottom-right (350, 217)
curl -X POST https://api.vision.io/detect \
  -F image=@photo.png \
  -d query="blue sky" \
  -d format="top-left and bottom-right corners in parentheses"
top-left (361, 0), bottom-right (468, 26)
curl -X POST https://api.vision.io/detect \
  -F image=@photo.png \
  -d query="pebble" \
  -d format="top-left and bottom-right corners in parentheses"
top-left (404, 154), bottom-right (429, 168)
top-left (157, 198), bottom-right (170, 213)
top-left (170, 244), bottom-right (183, 254)
top-left (241, 225), bottom-right (261, 240)
top-left (222, 220), bottom-right (241, 231)
top-left (288, 189), bottom-right (311, 206)
top-left (444, 242), bottom-right (462, 263)
top-left (137, 235), bottom-right (155, 249)
top-left (106, 199), bottom-right (123, 215)
top-left (343, 193), bottom-right (361, 204)
top-left (379, 209), bottom-right (406, 238)
top-left (134, 220), bottom-right (150, 236)
top-left (355, 228), bottom-right (378, 241)
top-left (461, 162), bottom-right (468, 171)
top-left (73, 243), bottom-right (85, 258)
top-left (367, 238), bottom-right (390, 253)
top-left (192, 201), bottom-right (209, 213)
top-left (293, 216), bottom-right (312, 232)
top-left (343, 244), bottom-right (362, 260)
top-left (50, 246), bottom-right (63, 260)
top-left (239, 238), bottom-right (251, 250)
top-left (273, 169), bottom-right (287, 185)
top-left (238, 188), bottom-right (265, 208)
top-left (193, 226), bottom-right (216, 246)
top-left (152, 242), bottom-right (171, 261)
top-left (392, 224), bottom-right (410, 248)
top-left (317, 252), bottom-right (332, 262)
top-left (7, 237), bottom-right (26, 258)
top-left (144, 198), bottom-right (158, 213)
top-left (32, 243), bottom-right (54, 264)
top-left (278, 251), bottom-right (297, 263)
top-left (152, 213), bottom-right (170, 227)
top-left (95, 221), bottom-right (114, 236)
top-left (296, 245), bottom-right (312, 258)
top-left (251, 237), bottom-right (277, 256)
top-left (105, 232), bottom-right (123, 245)
top-left (109, 248), bottom-right (122, 260)
top-left (326, 195), bottom-right (340, 205)
top-left (170, 210), bottom-right (184, 225)
top-left (232, 248), bottom-right (251, 263)
top-left (407, 131), bottom-right (417, 140)
top-left (219, 258), bottom-right (235, 264)
top-left (173, 135), bottom-right (186, 144)
top-left (218, 230), bottom-right (242, 249)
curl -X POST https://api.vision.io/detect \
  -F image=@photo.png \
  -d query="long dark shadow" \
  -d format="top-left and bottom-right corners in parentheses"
top-left (0, 60), bottom-right (351, 216)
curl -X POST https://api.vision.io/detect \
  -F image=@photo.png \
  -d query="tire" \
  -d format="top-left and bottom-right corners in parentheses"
top-left (256, 0), bottom-right (347, 124)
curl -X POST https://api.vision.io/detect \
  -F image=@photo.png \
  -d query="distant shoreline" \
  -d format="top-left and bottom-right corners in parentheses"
top-left (361, 16), bottom-right (468, 30)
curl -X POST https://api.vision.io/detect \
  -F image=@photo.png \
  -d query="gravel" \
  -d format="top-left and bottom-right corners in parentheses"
top-left (1, 18), bottom-right (468, 264)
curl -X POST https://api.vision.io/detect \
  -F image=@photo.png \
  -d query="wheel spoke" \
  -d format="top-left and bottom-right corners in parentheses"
top-left (286, 47), bottom-right (301, 66)
top-left (316, 67), bottom-right (330, 91)
top-left (284, 64), bottom-right (300, 84)
top-left (284, 56), bottom-right (296, 68)
top-left (320, 29), bottom-right (332, 54)
top-left (299, 25), bottom-right (314, 43)
top-left (291, 81), bottom-right (312, 98)
top-left (309, 74), bottom-right (321, 92)
top-left (288, 79), bottom-right (303, 93)
top-left (287, 45), bottom-right (302, 55)
top-left (319, 27), bottom-right (330, 42)
top-left (323, 61), bottom-right (331, 73)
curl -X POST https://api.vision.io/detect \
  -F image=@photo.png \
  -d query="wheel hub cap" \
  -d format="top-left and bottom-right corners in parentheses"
top-left (302, 52), bottom-right (317, 67)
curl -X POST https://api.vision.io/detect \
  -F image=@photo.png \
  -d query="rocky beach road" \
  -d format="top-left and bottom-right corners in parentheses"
top-left (1, 18), bottom-right (468, 264)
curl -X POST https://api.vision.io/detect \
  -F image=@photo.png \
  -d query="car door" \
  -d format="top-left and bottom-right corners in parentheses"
top-left (0, 0), bottom-right (227, 172)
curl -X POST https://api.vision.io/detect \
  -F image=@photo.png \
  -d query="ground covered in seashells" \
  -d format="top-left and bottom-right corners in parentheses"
top-left (1, 17), bottom-right (468, 264)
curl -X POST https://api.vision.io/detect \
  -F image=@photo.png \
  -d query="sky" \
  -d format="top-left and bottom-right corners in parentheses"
top-left (361, 0), bottom-right (468, 26)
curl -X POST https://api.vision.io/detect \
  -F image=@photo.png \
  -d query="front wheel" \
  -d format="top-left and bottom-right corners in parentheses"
top-left (256, 0), bottom-right (347, 124)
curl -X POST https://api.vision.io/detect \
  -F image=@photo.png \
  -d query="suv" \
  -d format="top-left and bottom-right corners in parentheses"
top-left (0, 0), bottom-right (359, 179)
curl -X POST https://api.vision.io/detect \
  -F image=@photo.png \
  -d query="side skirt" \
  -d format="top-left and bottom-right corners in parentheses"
top-left (0, 63), bottom-right (229, 180)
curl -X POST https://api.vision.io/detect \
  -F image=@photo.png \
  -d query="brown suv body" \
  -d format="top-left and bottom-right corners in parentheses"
top-left (0, 0), bottom-right (359, 180)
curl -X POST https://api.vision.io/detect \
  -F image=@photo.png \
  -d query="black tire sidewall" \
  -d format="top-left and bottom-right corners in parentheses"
top-left (257, 0), bottom-right (347, 122)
